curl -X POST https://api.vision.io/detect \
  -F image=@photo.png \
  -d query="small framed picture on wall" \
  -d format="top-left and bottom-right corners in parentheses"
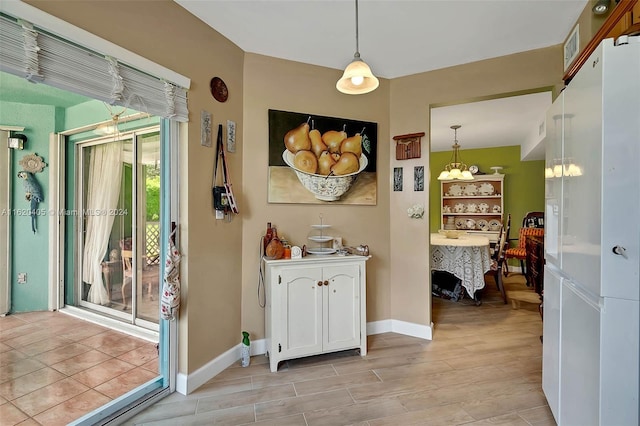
top-left (393, 167), bottom-right (403, 191)
top-left (414, 166), bottom-right (424, 191)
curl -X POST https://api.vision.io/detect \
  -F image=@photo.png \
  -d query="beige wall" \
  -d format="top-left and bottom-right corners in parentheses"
top-left (27, 0), bottom-right (246, 374)
top-left (26, 0), bottom-right (572, 380)
top-left (241, 54), bottom-right (391, 338)
top-left (389, 46), bottom-right (565, 324)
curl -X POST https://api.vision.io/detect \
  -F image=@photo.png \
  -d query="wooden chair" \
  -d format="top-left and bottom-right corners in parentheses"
top-left (504, 227), bottom-right (545, 285)
top-left (121, 249), bottom-right (133, 310)
top-left (488, 225), bottom-right (508, 303)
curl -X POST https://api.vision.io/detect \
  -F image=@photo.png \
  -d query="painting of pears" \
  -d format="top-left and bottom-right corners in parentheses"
top-left (268, 109), bottom-right (377, 205)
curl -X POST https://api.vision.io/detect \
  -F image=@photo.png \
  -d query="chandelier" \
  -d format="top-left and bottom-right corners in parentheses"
top-left (437, 125), bottom-right (474, 181)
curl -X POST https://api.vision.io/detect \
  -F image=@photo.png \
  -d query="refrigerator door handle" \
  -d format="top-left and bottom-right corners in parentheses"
top-left (612, 246), bottom-right (627, 258)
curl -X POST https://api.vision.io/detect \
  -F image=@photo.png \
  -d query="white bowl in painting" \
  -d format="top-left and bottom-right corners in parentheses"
top-left (282, 150), bottom-right (368, 201)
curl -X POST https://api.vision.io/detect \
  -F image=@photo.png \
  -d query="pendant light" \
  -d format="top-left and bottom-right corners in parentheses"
top-left (336, 0), bottom-right (379, 95)
top-left (437, 125), bottom-right (474, 181)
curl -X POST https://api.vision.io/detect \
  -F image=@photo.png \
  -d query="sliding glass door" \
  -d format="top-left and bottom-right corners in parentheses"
top-left (76, 128), bottom-right (161, 330)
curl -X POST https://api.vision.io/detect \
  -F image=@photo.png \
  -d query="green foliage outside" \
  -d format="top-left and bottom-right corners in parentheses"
top-left (146, 168), bottom-right (160, 221)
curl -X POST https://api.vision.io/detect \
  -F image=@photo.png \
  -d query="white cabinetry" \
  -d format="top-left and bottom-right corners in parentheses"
top-left (264, 255), bottom-right (369, 372)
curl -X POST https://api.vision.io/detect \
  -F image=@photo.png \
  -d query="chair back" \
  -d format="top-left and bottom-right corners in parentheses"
top-left (121, 249), bottom-right (133, 277)
top-left (523, 211), bottom-right (544, 228)
top-left (517, 227), bottom-right (545, 249)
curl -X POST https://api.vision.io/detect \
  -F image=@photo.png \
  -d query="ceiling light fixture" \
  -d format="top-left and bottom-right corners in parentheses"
top-left (592, 0), bottom-right (611, 15)
top-left (336, 0), bottom-right (379, 95)
top-left (437, 125), bottom-right (474, 181)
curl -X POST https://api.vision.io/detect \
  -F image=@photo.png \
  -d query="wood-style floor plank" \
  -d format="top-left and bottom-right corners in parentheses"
top-left (127, 273), bottom-right (554, 425)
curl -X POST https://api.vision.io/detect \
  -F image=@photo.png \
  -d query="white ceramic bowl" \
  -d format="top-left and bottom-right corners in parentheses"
top-left (282, 150), bottom-right (368, 201)
top-left (438, 229), bottom-right (467, 239)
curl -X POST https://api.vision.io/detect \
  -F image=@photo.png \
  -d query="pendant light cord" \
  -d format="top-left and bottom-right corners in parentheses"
top-left (354, 0), bottom-right (360, 58)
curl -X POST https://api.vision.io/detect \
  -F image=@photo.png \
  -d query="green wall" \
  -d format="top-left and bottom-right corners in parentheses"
top-left (1, 101), bottom-right (56, 312)
top-left (430, 145), bottom-right (545, 260)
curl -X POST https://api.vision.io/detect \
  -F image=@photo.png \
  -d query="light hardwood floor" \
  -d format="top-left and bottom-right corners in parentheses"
top-left (126, 273), bottom-right (555, 426)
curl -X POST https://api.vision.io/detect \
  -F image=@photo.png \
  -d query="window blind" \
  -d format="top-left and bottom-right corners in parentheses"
top-left (0, 14), bottom-right (189, 122)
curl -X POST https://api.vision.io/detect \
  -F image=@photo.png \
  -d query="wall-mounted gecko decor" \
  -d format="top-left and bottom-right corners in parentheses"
top-left (393, 132), bottom-right (424, 160)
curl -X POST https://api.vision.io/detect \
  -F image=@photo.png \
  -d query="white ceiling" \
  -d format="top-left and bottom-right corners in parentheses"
top-left (174, 0), bottom-right (588, 158)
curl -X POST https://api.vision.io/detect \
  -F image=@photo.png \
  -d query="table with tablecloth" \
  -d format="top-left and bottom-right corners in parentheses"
top-left (430, 233), bottom-right (491, 299)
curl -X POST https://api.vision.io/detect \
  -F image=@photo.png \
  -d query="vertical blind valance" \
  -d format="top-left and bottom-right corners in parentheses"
top-left (0, 14), bottom-right (189, 122)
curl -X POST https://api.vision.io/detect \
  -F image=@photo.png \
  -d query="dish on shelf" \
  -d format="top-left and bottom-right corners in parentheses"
top-left (478, 202), bottom-right (490, 213)
top-left (455, 217), bottom-right (466, 230)
top-left (476, 219), bottom-right (489, 231)
top-left (478, 182), bottom-right (495, 195)
top-left (308, 236), bottom-right (333, 243)
top-left (488, 219), bottom-right (502, 231)
top-left (463, 183), bottom-right (478, 196)
top-left (465, 218), bottom-right (476, 230)
top-left (306, 247), bottom-right (337, 255)
top-left (453, 203), bottom-right (465, 213)
top-left (492, 205), bottom-right (501, 213)
top-left (448, 184), bottom-right (463, 196)
top-left (311, 224), bottom-right (331, 229)
top-left (466, 203), bottom-right (478, 213)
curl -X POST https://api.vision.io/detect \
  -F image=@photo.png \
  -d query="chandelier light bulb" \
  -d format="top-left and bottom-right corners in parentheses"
top-left (351, 75), bottom-right (364, 86)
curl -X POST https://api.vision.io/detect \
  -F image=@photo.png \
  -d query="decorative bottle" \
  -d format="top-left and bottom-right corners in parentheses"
top-left (265, 227), bottom-right (285, 259)
top-left (263, 222), bottom-right (273, 255)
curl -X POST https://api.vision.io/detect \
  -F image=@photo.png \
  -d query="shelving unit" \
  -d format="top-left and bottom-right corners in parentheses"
top-left (307, 216), bottom-right (335, 255)
top-left (440, 174), bottom-right (504, 242)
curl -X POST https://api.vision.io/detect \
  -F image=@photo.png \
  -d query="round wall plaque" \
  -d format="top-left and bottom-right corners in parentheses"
top-left (210, 77), bottom-right (228, 102)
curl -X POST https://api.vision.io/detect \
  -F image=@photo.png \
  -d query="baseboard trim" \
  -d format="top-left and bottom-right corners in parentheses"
top-left (367, 319), bottom-right (433, 340)
top-left (176, 338), bottom-right (267, 395)
top-left (177, 320), bottom-right (432, 394)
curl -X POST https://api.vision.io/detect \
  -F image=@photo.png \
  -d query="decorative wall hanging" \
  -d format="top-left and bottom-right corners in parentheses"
top-left (201, 110), bottom-right (212, 147)
top-left (227, 120), bottom-right (236, 153)
top-left (17, 171), bottom-right (43, 234)
top-left (414, 166), bottom-right (425, 191)
top-left (210, 77), bottom-right (228, 103)
top-left (19, 153), bottom-right (46, 173)
top-left (393, 132), bottom-right (424, 160)
top-left (393, 167), bottom-right (403, 191)
top-left (268, 109), bottom-right (377, 205)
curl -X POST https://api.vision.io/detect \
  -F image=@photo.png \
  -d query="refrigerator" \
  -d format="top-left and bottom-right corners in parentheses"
top-left (543, 35), bottom-right (639, 425)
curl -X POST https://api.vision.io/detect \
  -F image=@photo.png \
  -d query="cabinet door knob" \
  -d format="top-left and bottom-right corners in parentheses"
top-left (323, 280), bottom-right (329, 286)
top-left (317, 281), bottom-right (323, 286)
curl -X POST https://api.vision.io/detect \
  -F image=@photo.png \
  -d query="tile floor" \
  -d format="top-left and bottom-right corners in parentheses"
top-left (126, 273), bottom-right (555, 425)
top-left (0, 311), bottom-right (159, 425)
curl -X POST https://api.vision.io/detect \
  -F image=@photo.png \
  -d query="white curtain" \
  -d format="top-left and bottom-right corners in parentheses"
top-left (83, 142), bottom-right (123, 305)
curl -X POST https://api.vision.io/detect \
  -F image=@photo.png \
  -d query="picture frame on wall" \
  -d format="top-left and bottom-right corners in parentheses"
top-left (414, 166), bottom-right (424, 191)
top-left (268, 109), bottom-right (377, 205)
top-left (393, 167), bottom-right (403, 191)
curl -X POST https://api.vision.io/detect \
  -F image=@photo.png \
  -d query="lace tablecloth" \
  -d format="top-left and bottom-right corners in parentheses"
top-left (430, 233), bottom-right (491, 298)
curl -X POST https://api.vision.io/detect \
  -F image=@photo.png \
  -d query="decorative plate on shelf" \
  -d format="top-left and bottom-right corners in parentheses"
top-left (455, 217), bottom-right (466, 230)
top-left (476, 219), bottom-right (489, 231)
top-left (465, 219), bottom-right (476, 230)
top-left (478, 182), bottom-right (495, 195)
top-left (308, 236), bottom-right (333, 243)
top-left (447, 184), bottom-right (463, 196)
top-left (306, 247), bottom-right (337, 255)
top-left (488, 219), bottom-right (502, 231)
top-left (463, 183), bottom-right (478, 196)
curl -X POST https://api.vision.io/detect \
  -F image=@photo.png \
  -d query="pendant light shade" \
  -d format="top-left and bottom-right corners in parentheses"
top-left (336, 0), bottom-right (379, 95)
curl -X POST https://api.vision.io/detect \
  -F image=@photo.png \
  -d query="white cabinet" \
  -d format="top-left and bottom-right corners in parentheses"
top-left (440, 174), bottom-right (504, 242)
top-left (542, 266), bottom-right (561, 418)
top-left (264, 255), bottom-right (369, 372)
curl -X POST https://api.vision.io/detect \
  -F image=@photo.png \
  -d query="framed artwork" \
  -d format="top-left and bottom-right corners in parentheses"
top-left (268, 109), bottom-right (377, 205)
top-left (200, 110), bottom-right (212, 147)
top-left (414, 166), bottom-right (424, 191)
top-left (393, 167), bottom-right (403, 191)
